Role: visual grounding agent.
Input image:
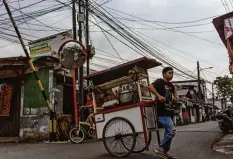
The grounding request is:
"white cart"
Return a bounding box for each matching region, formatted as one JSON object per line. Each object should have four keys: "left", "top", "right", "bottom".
{"left": 84, "top": 57, "right": 162, "bottom": 158}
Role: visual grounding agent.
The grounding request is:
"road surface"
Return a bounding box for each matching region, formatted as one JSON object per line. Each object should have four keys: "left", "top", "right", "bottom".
{"left": 0, "top": 121, "right": 232, "bottom": 159}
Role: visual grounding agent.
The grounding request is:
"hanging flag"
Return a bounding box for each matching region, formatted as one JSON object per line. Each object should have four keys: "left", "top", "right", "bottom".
{"left": 224, "top": 17, "right": 233, "bottom": 40}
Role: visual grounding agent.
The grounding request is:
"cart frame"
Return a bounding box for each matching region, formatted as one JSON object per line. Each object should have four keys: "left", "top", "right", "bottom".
{"left": 83, "top": 57, "right": 162, "bottom": 157}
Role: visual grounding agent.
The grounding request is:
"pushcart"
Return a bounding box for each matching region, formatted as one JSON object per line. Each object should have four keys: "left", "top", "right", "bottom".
{"left": 84, "top": 57, "right": 162, "bottom": 158}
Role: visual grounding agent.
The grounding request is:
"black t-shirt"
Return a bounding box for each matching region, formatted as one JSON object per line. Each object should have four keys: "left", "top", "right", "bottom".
{"left": 152, "top": 78, "right": 175, "bottom": 117}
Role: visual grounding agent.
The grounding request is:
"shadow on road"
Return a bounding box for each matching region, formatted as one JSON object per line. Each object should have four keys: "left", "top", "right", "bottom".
{"left": 95, "top": 153, "right": 159, "bottom": 159}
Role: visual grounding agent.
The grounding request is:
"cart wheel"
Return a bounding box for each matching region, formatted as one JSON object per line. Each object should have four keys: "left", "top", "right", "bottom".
{"left": 69, "top": 127, "right": 85, "bottom": 144}
{"left": 122, "top": 131, "right": 152, "bottom": 153}
{"left": 102, "top": 117, "right": 136, "bottom": 158}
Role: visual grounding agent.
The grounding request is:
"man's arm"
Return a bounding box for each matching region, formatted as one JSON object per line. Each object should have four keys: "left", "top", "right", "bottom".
{"left": 148, "top": 83, "right": 165, "bottom": 102}
{"left": 172, "top": 85, "right": 179, "bottom": 102}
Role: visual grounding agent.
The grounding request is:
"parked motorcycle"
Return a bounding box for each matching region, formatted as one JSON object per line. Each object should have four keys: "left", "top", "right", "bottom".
{"left": 216, "top": 106, "right": 233, "bottom": 134}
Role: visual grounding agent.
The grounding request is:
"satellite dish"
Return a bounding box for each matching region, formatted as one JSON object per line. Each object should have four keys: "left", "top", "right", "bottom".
{"left": 58, "top": 40, "right": 87, "bottom": 70}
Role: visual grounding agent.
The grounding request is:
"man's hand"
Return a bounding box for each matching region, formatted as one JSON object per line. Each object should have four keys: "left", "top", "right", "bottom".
{"left": 158, "top": 96, "right": 166, "bottom": 102}
{"left": 172, "top": 96, "right": 179, "bottom": 103}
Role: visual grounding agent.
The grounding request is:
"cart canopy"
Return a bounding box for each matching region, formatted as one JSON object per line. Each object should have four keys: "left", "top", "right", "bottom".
{"left": 84, "top": 57, "right": 161, "bottom": 85}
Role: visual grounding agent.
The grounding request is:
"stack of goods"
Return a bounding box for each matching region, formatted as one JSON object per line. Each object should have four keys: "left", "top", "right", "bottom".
{"left": 0, "top": 84, "right": 14, "bottom": 116}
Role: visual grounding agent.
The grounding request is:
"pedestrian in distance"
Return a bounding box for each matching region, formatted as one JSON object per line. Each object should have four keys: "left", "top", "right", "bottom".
{"left": 149, "top": 67, "right": 178, "bottom": 159}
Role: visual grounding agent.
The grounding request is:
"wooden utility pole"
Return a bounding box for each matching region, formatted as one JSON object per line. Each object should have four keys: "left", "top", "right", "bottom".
{"left": 197, "top": 61, "right": 203, "bottom": 121}
{"left": 202, "top": 81, "right": 208, "bottom": 120}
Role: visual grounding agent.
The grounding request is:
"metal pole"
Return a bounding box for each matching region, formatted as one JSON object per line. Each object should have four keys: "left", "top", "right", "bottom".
{"left": 197, "top": 61, "right": 203, "bottom": 121}
{"left": 78, "top": 0, "right": 84, "bottom": 105}
{"left": 72, "top": 0, "right": 77, "bottom": 41}
{"left": 154, "top": 105, "right": 161, "bottom": 145}
{"left": 2, "top": 0, "right": 57, "bottom": 141}
{"left": 72, "top": 0, "right": 79, "bottom": 127}
{"left": 85, "top": 0, "right": 90, "bottom": 85}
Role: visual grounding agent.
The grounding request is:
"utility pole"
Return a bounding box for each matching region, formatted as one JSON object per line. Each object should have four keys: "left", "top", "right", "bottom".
{"left": 78, "top": 0, "right": 84, "bottom": 105}
{"left": 212, "top": 83, "right": 215, "bottom": 110}
{"left": 85, "top": 0, "right": 90, "bottom": 86}
{"left": 202, "top": 80, "right": 207, "bottom": 120}
{"left": 72, "top": 0, "right": 79, "bottom": 129}
{"left": 197, "top": 61, "right": 203, "bottom": 121}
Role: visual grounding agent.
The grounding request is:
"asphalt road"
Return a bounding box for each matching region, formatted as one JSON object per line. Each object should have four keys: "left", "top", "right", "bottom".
{"left": 0, "top": 121, "right": 232, "bottom": 159}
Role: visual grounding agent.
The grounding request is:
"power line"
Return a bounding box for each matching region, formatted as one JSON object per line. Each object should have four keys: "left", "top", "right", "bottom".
{"left": 17, "top": 0, "right": 30, "bottom": 28}
{"left": 224, "top": 0, "right": 231, "bottom": 11}
{"left": 99, "top": 0, "right": 113, "bottom": 6}
{"left": 228, "top": 0, "right": 233, "bottom": 8}
{"left": 91, "top": 15, "right": 222, "bottom": 71}
{"left": 0, "top": 0, "right": 48, "bottom": 18}
{"left": 96, "top": 48, "right": 122, "bottom": 58}
{"left": 89, "top": 3, "right": 223, "bottom": 76}
{"left": 89, "top": 16, "right": 212, "bottom": 29}
{"left": 91, "top": 3, "right": 218, "bottom": 25}
{"left": 0, "top": 26, "right": 39, "bottom": 39}
{"left": 55, "top": 0, "right": 216, "bottom": 79}
{"left": 89, "top": 3, "right": 197, "bottom": 79}
{"left": 94, "top": 48, "right": 191, "bottom": 80}
{"left": 89, "top": 3, "right": 196, "bottom": 75}
{"left": 92, "top": 14, "right": 124, "bottom": 63}
{"left": 132, "top": 30, "right": 225, "bottom": 71}
{"left": 221, "top": 0, "right": 230, "bottom": 12}
{"left": 8, "top": 4, "right": 62, "bottom": 32}
{"left": 103, "top": 6, "right": 224, "bottom": 46}
{"left": 0, "top": 12, "right": 71, "bottom": 49}
{"left": 112, "top": 15, "right": 218, "bottom": 25}
{"left": 0, "top": 1, "right": 70, "bottom": 25}
{"left": 90, "top": 27, "right": 216, "bottom": 34}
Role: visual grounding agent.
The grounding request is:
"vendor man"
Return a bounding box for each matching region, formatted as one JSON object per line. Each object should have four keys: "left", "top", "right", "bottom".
{"left": 148, "top": 67, "right": 178, "bottom": 159}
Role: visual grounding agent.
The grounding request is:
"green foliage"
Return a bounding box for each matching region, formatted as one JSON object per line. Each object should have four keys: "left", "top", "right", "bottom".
{"left": 214, "top": 75, "right": 233, "bottom": 102}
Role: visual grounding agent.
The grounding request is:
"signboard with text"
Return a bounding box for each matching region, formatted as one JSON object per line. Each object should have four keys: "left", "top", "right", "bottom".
{"left": 28, "top": 30, "right": 72, "bottom": 58}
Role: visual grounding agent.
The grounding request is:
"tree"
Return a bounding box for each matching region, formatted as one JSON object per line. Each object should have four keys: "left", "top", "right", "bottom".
{"left": 214, "top": 76, "right": 233, "bottom": 106}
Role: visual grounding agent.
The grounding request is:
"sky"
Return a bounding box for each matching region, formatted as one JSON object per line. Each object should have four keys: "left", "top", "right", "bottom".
{"left": 0, "top": 0, "right": 232, "bottom": 96}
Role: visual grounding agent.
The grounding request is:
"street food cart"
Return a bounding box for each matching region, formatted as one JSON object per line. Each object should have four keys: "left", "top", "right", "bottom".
{"left": 84, "top": 57, "right": 162, "bottom": 157}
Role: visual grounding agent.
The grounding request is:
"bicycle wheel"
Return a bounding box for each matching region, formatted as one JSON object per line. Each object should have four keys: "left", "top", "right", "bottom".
{"left": 122, "top": 131, "right": 152, "bottom": 153}
{"left": 102, "top": 117, "right": 136, "bottom": 158}
{"left": 69, "top": 127, "right": 85, "bottom": 144}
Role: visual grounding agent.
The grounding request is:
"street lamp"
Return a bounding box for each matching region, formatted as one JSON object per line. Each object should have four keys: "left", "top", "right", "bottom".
{"left": 201, "top": 66, "right": 214, "bottom": 71}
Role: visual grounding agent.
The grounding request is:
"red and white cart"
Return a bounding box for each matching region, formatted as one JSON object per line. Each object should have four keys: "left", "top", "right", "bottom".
{"left": 84, "top": 57, "right": 162, "bottom": 158}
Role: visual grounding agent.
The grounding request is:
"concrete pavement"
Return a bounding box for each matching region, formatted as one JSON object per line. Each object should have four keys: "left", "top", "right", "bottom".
{"left": 0, "top": 122, "right": 232, "bottom": 159}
